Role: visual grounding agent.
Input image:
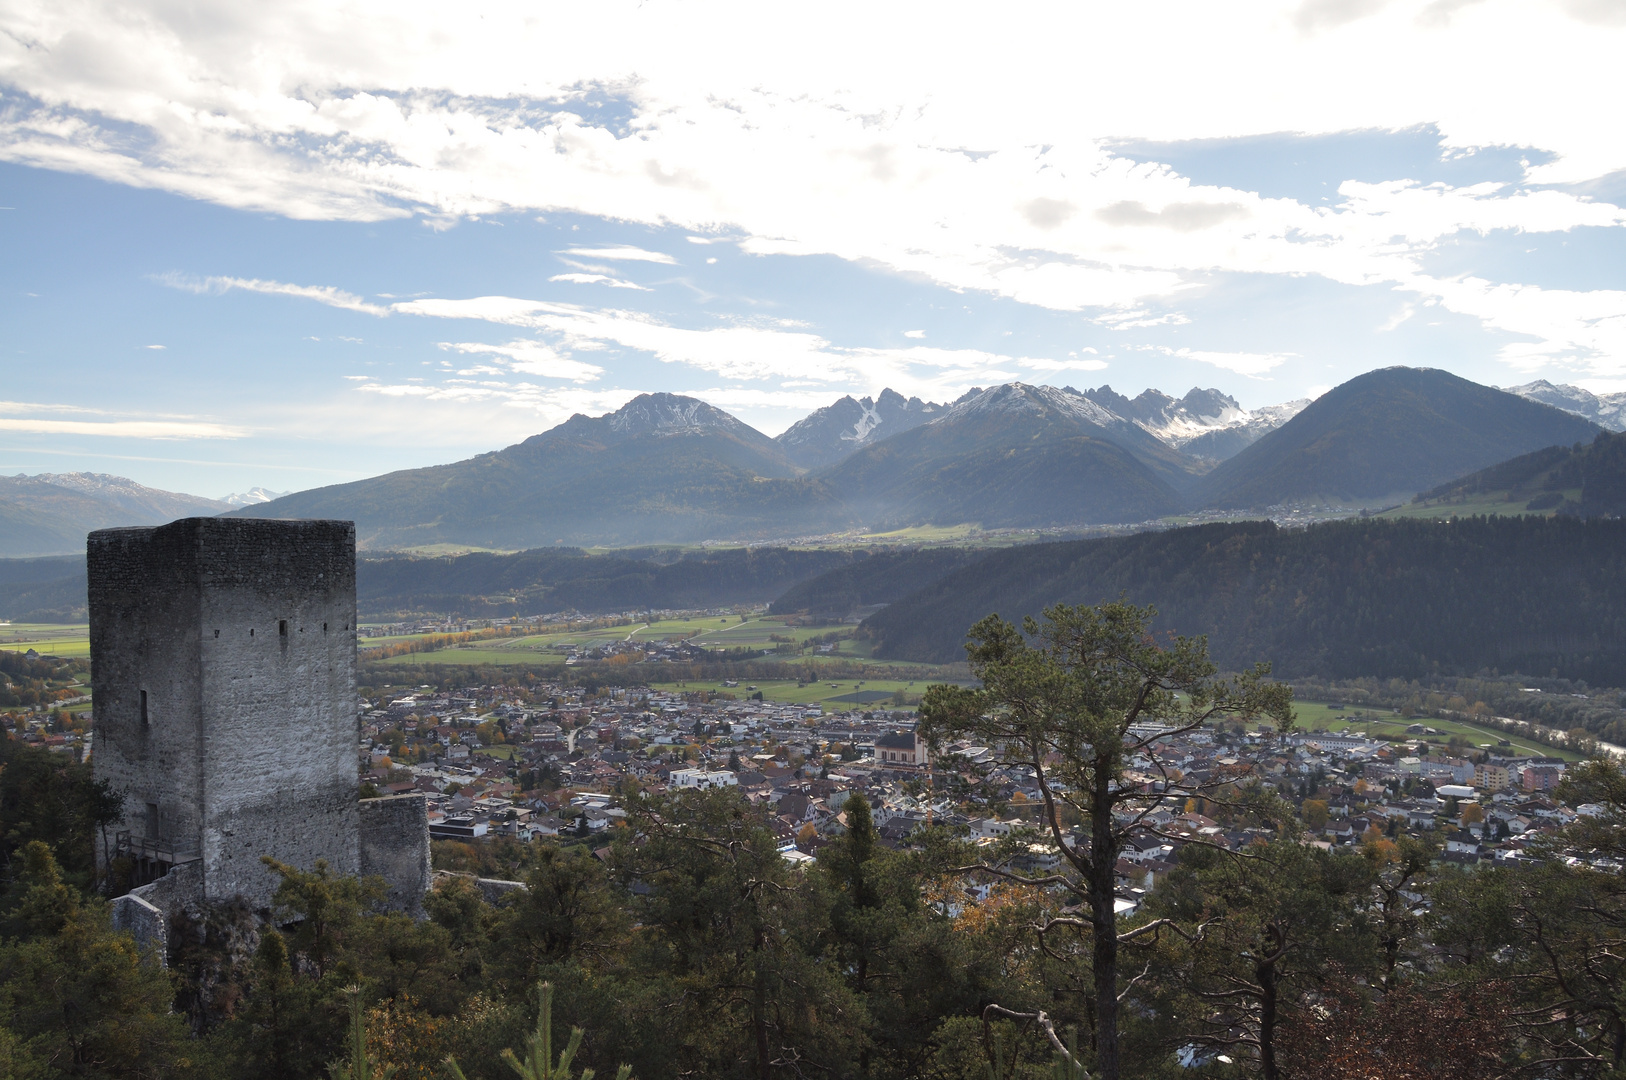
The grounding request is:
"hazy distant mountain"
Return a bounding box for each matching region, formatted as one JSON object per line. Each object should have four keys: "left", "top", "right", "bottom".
{"left": 1507, "top": 380, "right": 1626, "bottom": 431}
{"left": 1082, "top": 385, "right": 1308, "bottom": 461}
{"left": 0, "top": 472, "right": 228, "bottom": 557}
{"left": 775, "top": 388, "right": 943, "bottom": 469}
{"left": 234, "top": 393, "right": 854, "bottom": 548}
{"left": 818, "top": 383, "right": 1188, "bottom": 527}
{"left": 220, "top": 486, "right": 291, "bottom": 507}
{"left": 1199, "top": 367, "right": 1602, "bottom": 509}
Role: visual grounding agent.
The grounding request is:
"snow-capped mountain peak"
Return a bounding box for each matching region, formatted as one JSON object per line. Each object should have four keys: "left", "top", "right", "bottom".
{"left": 220, "top": 487, "right": 291, "bottom": 507}
{"left": 1507, "top": 380, "right": 1626, "bottom": 431}
{"left": 605, "top": 392, "right": 750, "bottom": 436}
{"left": 936, "top": 382, "right": 1120, "bottom": 428}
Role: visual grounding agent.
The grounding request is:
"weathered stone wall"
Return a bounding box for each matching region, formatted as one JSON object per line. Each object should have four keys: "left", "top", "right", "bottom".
{"left": 89, "top": 525, "right": 207, "bottom": 868}
{"left": 91, "top": 518, "right": 361, "bottom": 912}
{"left": 194, "top": 519, "right": 360, "bottom": 905}
{"left": 111, "top": 891, "right": 168, "bottom": 960}
{"left": 360, "top": 794, "right": 431, "bottom": 917}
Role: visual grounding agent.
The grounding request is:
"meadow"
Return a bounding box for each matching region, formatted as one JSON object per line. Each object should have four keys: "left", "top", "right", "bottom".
{"left": 1286, "top": 700, "right": 1581, "bottom": 761}
{"left": 0, "top": 622, "right": 90, "bottom": 658}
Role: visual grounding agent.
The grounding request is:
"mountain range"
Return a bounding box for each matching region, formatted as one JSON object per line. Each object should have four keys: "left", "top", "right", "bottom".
{"left": 0, "top": 473, "right": 229, "bottom": 558}
{"left": 233, "top": 367, "right": 1596, "bottom": 547}
{"left": 1507, "top": 380, "right": 1626, "bottom": 431}
{"left": 1, "top": 368, "right": 1616, "bottom": 556}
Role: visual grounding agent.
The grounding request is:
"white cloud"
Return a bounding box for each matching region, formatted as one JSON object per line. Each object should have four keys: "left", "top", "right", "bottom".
{"left": 387, "top": 292, "right": 1092, "bottom": 399}
{"left": 438, "top": 340, "right": 604, "bottom": 383}
{"left": 548, "top": 273, "right": 650, "bottom": 290}
{"left": 903, "top": 330, "right": 925, "bottom": 338}
{"left": 1019, "top": 357, "right": 1110, "bottom": 372}
{"left": 560, "top": 246, "right": 677, "bottom": 264}
{"left": 349, "top": 379, "right": 639, "bottom": 432}
{"left": 15, "top": 1, "right": 1619, "bottom": 385}
{"left": 156, "top": 272, "right": 390, "bottom": 315}
{"left": 1154, "top": 347, "right": 1297, "bottom": 377}
{"left": 0, "top": 399, "right": 245, "bottom": 439}
{"left": 0, "top": 417, "right": 245, "bottom": 438}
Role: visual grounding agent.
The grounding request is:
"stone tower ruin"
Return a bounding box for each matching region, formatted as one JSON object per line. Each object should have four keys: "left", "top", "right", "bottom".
{"left": 90, "top": 517, "right": 427, "bottom": 940}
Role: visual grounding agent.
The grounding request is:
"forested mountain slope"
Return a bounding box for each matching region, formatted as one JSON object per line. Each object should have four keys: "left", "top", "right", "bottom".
{"left": 0, "top": 546, "right": 864, "bottom": 622}
{"left": 357, "top": 546, "right": 860, "bottom": 618}
{"left": 1413, "top": 429, "right": 1626, "bottom": 518}
{"left": 0, "top": 555, "right": 88, "bottom": 622}
{"left": 1198, "top": 367, "right": 1601, "bottom": 508}
{"left": 767, "top": 547, "right": 984, "bottom": 620}
{"left": 861, "top": 516, "right": 1626, "bottom": 683}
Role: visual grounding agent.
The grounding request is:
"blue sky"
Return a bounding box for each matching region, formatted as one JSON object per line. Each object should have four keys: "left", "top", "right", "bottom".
{"left": 2, "top": 0, "right": 1625, "bottom": 499}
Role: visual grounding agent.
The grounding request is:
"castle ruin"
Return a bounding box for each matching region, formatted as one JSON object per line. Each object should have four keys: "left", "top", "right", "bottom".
{"left": 89, "top": 517, "right": 429, "bottom": 952}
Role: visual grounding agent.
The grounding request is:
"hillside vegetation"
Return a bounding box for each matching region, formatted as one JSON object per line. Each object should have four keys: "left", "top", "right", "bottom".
{"left": 860, "top": 516, "right": 1626, "bottom": 683}
{"left": 357, "top": 546, "right": 860, "bottom": 618}
{"left": 768, "top": 548, "right": 984, "bottom": 620}
{"left": 1408, "top": 428, "right": 1626, "bottom": 518}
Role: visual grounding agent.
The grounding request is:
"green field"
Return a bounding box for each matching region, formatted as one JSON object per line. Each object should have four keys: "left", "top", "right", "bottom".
{"left": 0, "top": 623, "right": 90, "bottom": 658}
{"left": 1376, "top": 491, "right": 1576, "bottom": 522}
{"left": 1283, "top": 701, "right": 1582, "bottom": 761}
{"left": 370, "top": 615, "right": 859, "bottom": 666}
{"left": 683, "top": 676, "right": 953, "bottom": 711}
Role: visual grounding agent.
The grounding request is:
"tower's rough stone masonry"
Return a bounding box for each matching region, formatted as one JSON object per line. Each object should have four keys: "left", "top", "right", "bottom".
{"left": 91, "top": 518, "right": 426, "bottom": 938}
{"left": 359, "top": 793, "right": 432, "bottom": 918}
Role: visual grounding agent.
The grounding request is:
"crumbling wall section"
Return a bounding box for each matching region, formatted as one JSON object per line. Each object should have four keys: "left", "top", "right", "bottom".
{"left": 111, "top": 891, "right": 168, "bottom": 960}
{"left": 360, "top": 794, "right": 431, "bottom": 917}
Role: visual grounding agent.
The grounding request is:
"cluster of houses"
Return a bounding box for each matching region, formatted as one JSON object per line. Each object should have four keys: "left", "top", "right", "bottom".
{"left": 355, "top": 683, "right": 1608, "bottom": 913}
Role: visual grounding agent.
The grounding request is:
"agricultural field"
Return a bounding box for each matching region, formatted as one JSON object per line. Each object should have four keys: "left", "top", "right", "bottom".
{"left": 371, "top": 615, "right": 854, "bottom": 666}
{"left": 683, "top": 676, "right": 955, "bottom": 711}
{"left": 0, "top": 622, "right": 90, "bottom": 658}
{"left": 1282, "top": 700, "right": 1582, "bottom": 761}
{"left": 357, "top": 629, "right": 470, "bottom": 647}
{"left": 1375, "top": 492, "right": 1575, "bottom": 522}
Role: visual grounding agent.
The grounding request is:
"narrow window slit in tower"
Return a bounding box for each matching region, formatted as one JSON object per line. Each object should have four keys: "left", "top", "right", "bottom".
{"left": 279, "top": 620, "right": 288, "bottom": 637}
{"left": 140, "top": 689, "right": 148, "bottom": 728}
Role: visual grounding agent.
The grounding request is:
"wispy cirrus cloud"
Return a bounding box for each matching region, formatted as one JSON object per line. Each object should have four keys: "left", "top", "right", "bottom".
{"left": 0, "top": 399, "right": 246, "bottom": 439}
{"left": 438, "top": 340, "right": 605, "bottom": 383}
{"left": 1148, "top": 346, "right": 1299, "bottom": 377}
{"left": 155, "top": 273, "right": 391, "bottom": 315}
{"left": 558, "top": 246, "right": 677, "bottom": 264}
{"left": 548, "top": 273, "right": 650, "bottom": 290}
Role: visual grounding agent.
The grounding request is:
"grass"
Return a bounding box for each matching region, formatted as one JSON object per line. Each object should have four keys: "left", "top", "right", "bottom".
{"left": 1375, "top": 491, "right": 1577, "bottom": 521}
{"left": 682, "top": 676, "right": 957, "bottom": 711}
{"left": 0, "top": 623, "right": 90, "bottom": 658}
{"left": 1284, "top": 701, "right": 1583, "bottom": 761}
{"left": 374, "top": 648, "right": 564, "bottom": 667}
